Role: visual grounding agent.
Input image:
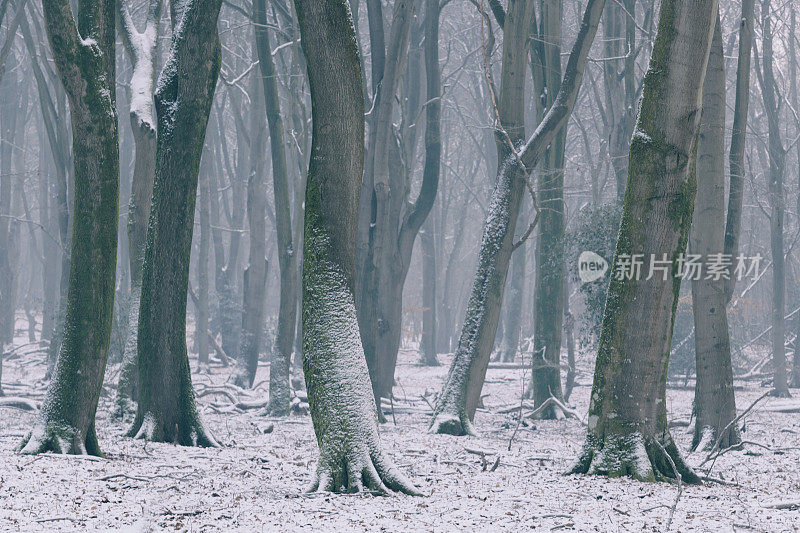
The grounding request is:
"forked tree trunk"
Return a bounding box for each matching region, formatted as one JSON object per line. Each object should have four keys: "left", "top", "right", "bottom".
{"left": 295, "top": 0, "right": 419, "bottom": 495}
{"left": 127, "top": 0, "right": 223, "bottom": 446}
{"left": 20, "top": 0, "right": 119, "bottom": 455}
{"left": 115, "top": 0, "right": 162, "bottom": 418}
{"left": 689, "top": 16, "right": 739, "bottom": 451}
{"left": 569, "top": 0, "right": 716, "bottom": 483}
{"left": 430, "top": 0, "right": 605, "bottom": 435}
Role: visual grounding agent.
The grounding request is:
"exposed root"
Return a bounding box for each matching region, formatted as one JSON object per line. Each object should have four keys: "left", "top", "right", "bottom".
{"left": 307, "top": 448, "right": 422, "bottom": 496}
{"left": 428, "top": 411, "right": 476, "bottom": 436}
{"left": 569, "top": 432, "right": 700, "bottom": 484}
{"left": 18, "top": 419, "right": 102, "bottom": 456}
{"left": 127, "top": 411, "right": 219, "bottom": 447}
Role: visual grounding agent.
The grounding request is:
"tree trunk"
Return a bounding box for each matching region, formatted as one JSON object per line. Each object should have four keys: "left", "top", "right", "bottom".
{"left": 689, "top": 15, "right": 739, "bottom": 451}
{"left": 20, "top": 0, "right": 119, "bottom": 455}
{"left": 758, "top": 0, "right": 790, "bottom": 398}
{"left": 196, "top": 158, "right": 211, "bottom": 370}
{"left": 530, "top": 0, "right": 567, "bottom": 418}
{"left": 114, "top": 0, "right": 162, "bottom": 417}
{"left": 356, "top": 0, "right": 415, "bottom": 405}
{"left": 421, "top": 216, "right": 438, "bottom": 365}
{"left": 569, "top": 0, "right": 716, "bottom": 482}
{"left": 430, "top": 0, "right": 605, "bottom": 435}
{"left": 722, "top": 0, "right": 753, "bottom": 303}
{"left": 258, "top": 0, "right": 297, "bottom": 412}
{"left": 231, "top": 40, "right": 270, "bottom": 390}
{"left": 791, "top": 9, "right": 800, "bottom": 388}
{"left": 500, "top": 237, "right": 525, "bottom": 363}
{"left": 127, "top": 0, "right": 223, "bottom": 446}
{"left": 294, "top": 0, "right": 419, "bottom": 495}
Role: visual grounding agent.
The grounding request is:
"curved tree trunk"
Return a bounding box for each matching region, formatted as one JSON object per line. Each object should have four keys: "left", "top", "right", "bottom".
{"left": 20, "top": 0, "right": 119, "bottom": 455}
{"left": 430, "top": 0, "right": 605, "bottom": 436}
{"left": 689, "top": 16, "right": 739, "bottom": 451}
{"left": 295, "top": 0, "right": 419, "bottom": 495}
{"left": 127, "top": 0, "right": 223, "bottom": 446}
{"left": 569, "top": 0, "right": 716, "bottom": 483}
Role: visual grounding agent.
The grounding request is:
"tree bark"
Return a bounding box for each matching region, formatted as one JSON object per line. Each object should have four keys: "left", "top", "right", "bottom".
{"left": 20, "top": 0, "right": 119, "bottom": 455}
{"left": 722, "top": 0, "right": 753, "bottom": 303}
{"left": 430, "top": 0, "right": 605, "bottom": 436}
{"left": 569, "top": 0, "right": 716, "bottom": 482}
{"left": 230, "top": 44, "right": 269, "bottom": 391}
{"left": 114, "top": 0, "right": 162, "bottom": 418}
{"left": 258, "top": 0, "right": 296, "bottom": 413}
{"left": 530, "top": 0, "right": 568, "bottom": 418}
{"left": 294, "top": 0, "right": 419, "bottom": 495}
{"left": 689, "top": 15, "right": 739, "bottom": 451}
{"left": 757, "top": 0, "right": 790, "bottom": 397}
{"left": 127, "top": 0, "right": 223, "bottom": 446}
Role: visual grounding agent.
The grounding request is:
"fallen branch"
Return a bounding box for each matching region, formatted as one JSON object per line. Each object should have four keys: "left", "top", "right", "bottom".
{"left": 762, "top": 501, "right": 800, "bottom": 510}
{"left": 0, "top": 396, "right": 38, "bottom": 411}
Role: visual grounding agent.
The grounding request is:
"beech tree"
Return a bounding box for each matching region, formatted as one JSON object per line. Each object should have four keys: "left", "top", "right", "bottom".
{"left": 689, "top": 14, "right": 739, "bottom": 451}
{"left": 295, "top": 0, "right": 420, "bottom": 495}
{"left": 114, "top": 0, "right": 163, "bottom": 418}
{"left": 127, "top": 0, "right": 223, "bottom": 445}
{"left": 430, "top": 0, "right": 606, "bottom": 436}
{"left": 19, "top": 0, "right": 119, "bottom": 455}
{"left": 570, "top": 0, "right": 716, "bottom": 482}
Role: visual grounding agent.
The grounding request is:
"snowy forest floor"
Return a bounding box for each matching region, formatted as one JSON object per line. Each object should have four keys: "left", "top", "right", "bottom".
{"left": 1, "top": 323, "right": 800, "bottom": 531}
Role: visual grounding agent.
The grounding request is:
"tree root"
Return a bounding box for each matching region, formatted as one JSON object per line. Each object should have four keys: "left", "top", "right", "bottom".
{"left": 428, "top": 411, "right": 476, "bottom": 436}
{"left": 308, "top": 447, "right": 422, "bottom": 496}
{"left": 569, "top": 432, "right": 701, "bottom": 484}
{"left": 127, "top": 411, "right": 219, "bottom": 447}
{"left": 18, "top": 419, "right": 102, "bottom": 456}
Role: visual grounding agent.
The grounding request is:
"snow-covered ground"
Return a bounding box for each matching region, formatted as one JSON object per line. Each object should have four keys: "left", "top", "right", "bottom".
{"left": 1, "top": 322, "right": 799, "bottom": 531}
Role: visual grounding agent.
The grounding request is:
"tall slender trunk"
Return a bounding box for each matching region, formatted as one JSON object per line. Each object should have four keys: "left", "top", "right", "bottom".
{"left": 430, "top": 0, "right": 605, "bottom": 435}
{"left": 570, "top": 0, "right": 716, "bottom": 482}
{"left": 722, "top": 0, "right": 754, "bottom": 303}
{"left": 196, "top": 158, "right": 211, "bottom": 370}
{"left": 790, "top": 9, "right": 800, "bottom": 388}
{"left": 261, "top": 0, "right": 296, "bottom": 412}
{"left": 758, "top": 0, "right": 790, "bottom": 397}
{"left": 127, "top": 0, "right": 223, "bottom": 446}
{"left": 231, "top": 39, "right": 270, "bottom": 390}
{"left": 20, "top": 0, "right": 119, "bottom": 455}
{"left": 294, "top": 0, "right": 419, "bottom": 495}
{"left": 531, "top": 0, "right": 567, "bottom": 418}
{"left": 114, "top": 0, "right": 162, "bottom": 417}
{"left": 690, "top": 15, "right": 739, "bottom": 451}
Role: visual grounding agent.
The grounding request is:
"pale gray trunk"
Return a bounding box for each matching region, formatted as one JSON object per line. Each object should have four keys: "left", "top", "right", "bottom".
{"left": 689, "top": 16, "right": 739, "bottom": 451}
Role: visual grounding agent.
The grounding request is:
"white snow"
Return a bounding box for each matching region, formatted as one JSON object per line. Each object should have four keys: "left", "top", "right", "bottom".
{"left": 0, "top": 313, "right": 798, "bottom": 530}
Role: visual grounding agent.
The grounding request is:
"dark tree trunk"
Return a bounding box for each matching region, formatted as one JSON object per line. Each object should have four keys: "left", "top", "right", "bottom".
{"left": 722, "top": 0, "right": 753, "bottom": 303}
{"left": 294, "top": 0, "right": 419, "bottom": 495}
{"left": 690, "top": 15, "right": 739, "bottom": 451}
{"left": 430, "top": 0, "right": 605, "bottom": 435}
{"left": 569, "top": 0, "right": 715, "bottom": 482}
{"left": 531, "top": 0, "right": 568, "bottom": 418}
{"left": 127, "top": 0, "right": 223, "bottom": 446}
{"left": 20, "top": 0, "right": 119, "bottom": 455}
{"left": 114, "top": 0, "right": 162, "bottom": 417}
